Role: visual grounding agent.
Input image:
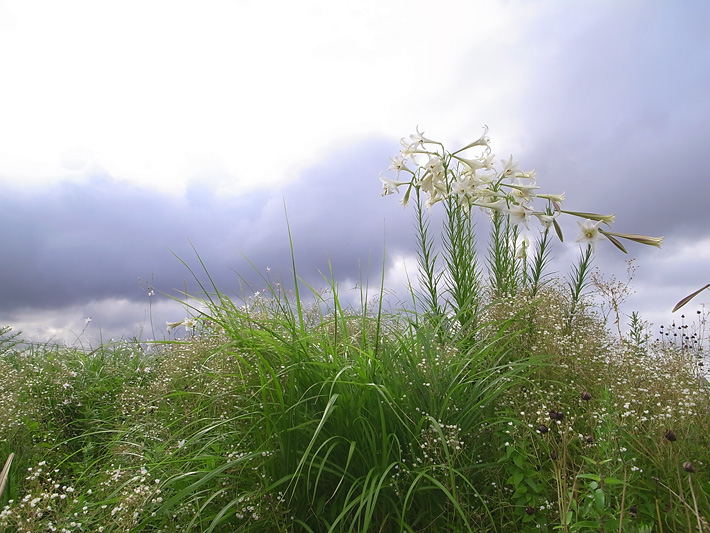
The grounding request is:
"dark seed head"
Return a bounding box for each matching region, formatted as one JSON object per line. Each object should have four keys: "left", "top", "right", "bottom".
{"left": 664, "top": 429, "right": 677, "bottom": 442}
{"left": 585, "top": 435, "right": 594, "bottom": 444}
{"left": 538, "top": 424, "right": 549, "bottom": 434}
{"left": 629, "top": 504, "right": 638, "bottom": 516}
{"left": 550, "top": 451, "right": 558, "bottom": 460}
{"left": 683, "top": 461, "right": 695, "bottom": 473}
{"left": 525, "top": 505, "right": 536, "bottom": 515}
{"left": 581, "top": 391, "right": 592, "bottom": 401}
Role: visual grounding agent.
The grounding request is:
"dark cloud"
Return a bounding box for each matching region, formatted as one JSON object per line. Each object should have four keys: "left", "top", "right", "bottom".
{"left": 510, "top": 1, "right": 710, "bottom": 241}
{"left": 0, "top": 137, "right": 412, "bottom": 331}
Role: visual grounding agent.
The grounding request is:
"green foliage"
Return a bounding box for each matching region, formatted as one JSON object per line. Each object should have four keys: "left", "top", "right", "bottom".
{"left": 0, "top": 326, "right": 21, "bottom": 357}
{"left": 2, "top": 269, "right": 708, "bottom": 532}
{"left": 566, "top": 244, "right": 594, "bottom": 331}
{"left": 487, "top": 210, "right": 521, "bottom": 299}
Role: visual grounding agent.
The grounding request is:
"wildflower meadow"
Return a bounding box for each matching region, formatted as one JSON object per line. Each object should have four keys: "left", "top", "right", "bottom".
{"left": 0, "top": 127, "right": 708, "bottom": 532}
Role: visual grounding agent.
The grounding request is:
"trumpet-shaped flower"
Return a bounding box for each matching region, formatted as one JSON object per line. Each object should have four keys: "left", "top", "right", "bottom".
{"left": 455, "top": 125, "right": 491, "bottom": 153}
{"left": 537, "top": 192, "right": 565, "bottom": 211}
{"left": 451, "top": 175, "right": 478, "bottom": 198}
{"left": 475, "top": 197, "right": 507, "bottom": 216}
{"left": 516, "top": 234, "right": 530, "bottom": 260}
{"left": 401, "top": 125, "right": 437, "bottom": 153}
{"left": 421, "top": 154, "right": 445, "bottom": 176}
{"left": 380, "top": 174, "right": 409, "bottom": 196}
{"left": 471, "top": 169, "right": 498, "bottom": 185}
{"left": 418, "top": 155, "right": 447, "bottom": 197}
{"left": 387, "top": 154, "right": 414, "bottom": 177}
{"left": 536, "top": 192, "right": 565, "bottom": 204}
{"left": 534, "top": 211, "right": 559, "bottom": 228}
{"left": 453, "top": 153, "right": 494, "bottom": 173}
{"left": 507, "top": 204, "right": 534, "bottom": 229}
{"left": 575, "top": 219, "right": 605, "bottom": 250}
{"left": 502, "top": 180, "right": 540, "bottom": 205}
{"left": 500, "top": 155, "right": 519, "bottom": 180}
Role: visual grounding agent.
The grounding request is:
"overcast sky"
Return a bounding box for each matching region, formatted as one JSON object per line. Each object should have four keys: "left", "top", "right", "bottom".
{"left": 1, "top": 0, "right": 709, "bottom": 346}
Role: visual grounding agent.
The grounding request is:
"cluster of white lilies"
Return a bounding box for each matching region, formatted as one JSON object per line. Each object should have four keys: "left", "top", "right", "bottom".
{"left": 380, "top": 126, "right": 662, "bottom": 253}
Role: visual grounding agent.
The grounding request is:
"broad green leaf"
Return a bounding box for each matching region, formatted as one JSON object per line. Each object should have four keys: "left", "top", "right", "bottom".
{"left": 594, "top": 488, "right": 605, "bottom": 511}
{"left": 572, "top": 520, "right": 601, "bottom": 530}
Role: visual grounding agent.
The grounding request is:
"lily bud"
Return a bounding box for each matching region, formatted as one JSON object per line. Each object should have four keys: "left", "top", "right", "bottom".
{"left": 560, "top": 210, "right": 616, "bottom": 226}
{"left": 600, "top": 230, "right": 663, "bottom": 248}
{"left": 536, "top": 193, "right": 565, "bottom": 204}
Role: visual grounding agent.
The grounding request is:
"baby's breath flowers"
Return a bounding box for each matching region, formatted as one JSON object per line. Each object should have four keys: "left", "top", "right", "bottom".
{"left": 380, "top": 126, "right": 663, "bottom": 253}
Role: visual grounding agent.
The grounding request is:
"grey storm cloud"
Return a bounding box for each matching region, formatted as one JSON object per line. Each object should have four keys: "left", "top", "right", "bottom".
{"left": 0, "top": 136, "right": 411, "bottom": 318}
{"left": 502, "top": 0, "right": 710, "bottom": 242}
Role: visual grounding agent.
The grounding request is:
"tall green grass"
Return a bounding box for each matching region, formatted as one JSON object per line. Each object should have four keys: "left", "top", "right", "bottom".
{"left": 1, "top": 278, "right": 707, "bottom": 532}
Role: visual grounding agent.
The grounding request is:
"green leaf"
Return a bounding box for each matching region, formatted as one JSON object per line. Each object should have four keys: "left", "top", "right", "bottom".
{"left": 576, "top": 473, "right": 601, "bottom": 482}
{"left": 525, "top": 477, "right": 539, "bottom": 493}
{"left": 553, "top": 218, "right": 564, "bottom": 242}
{"left": 581, "top": 455, "right": 599, "bottom": 466}
{"left": 513, "top": 486, "right": 528, "bottom": 498}
{"left": 571, "top": 520, "right": 601, "bottom": 530}
{"left": 604, "top": 477, "right": 624, "bottom": 485}
{"left": 594, "top": 488, "right": 605, "bottom": 511}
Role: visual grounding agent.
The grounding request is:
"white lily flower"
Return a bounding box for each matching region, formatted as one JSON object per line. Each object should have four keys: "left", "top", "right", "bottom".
{"left": 501, "top": 180, "right": 540, "bottom": 204}
{"left": 387, "top": 154, "right": 414, "bottom": 176}
{"left": 500, "top": 155, "right": 519, "bottom": 180}
{"left": 472, "top": 170, "right": 498, "bottom": 185}
{"left": 405, "top": 125, "right": 437, "bottom": 150}
{"left": 536, "top": 193, "right": 565, "bottom": 203}
{"left": 421, "top": 154, "right": 444, "bottom": 175}
{"left": 534, "top": 211, "right": 559, "bottom": 228}
{"left": 575, "top": 219, "right": 605, "bottom": 250}
{"left": 507, "top": 204, "right": 534, "bottom": 229}
{"left": 451, "top": 175, "right": 477, "bottom": 198}
{"left": 453, "top": 155, "right": 487, "bottom": 172}
{"left": 516, "top": 234, "right": 530, "bottom": 260}
{"left": 380, "top": 174, "right": 409, "bottom": 196}
{"left": 424, "top": 191, "right": 445, "bottom": 210}
{"left": 455, "top": 125, "right": 491, "bottom": 152}
{"left": 476, "top": 198, "right": 507, "bottom": 214}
